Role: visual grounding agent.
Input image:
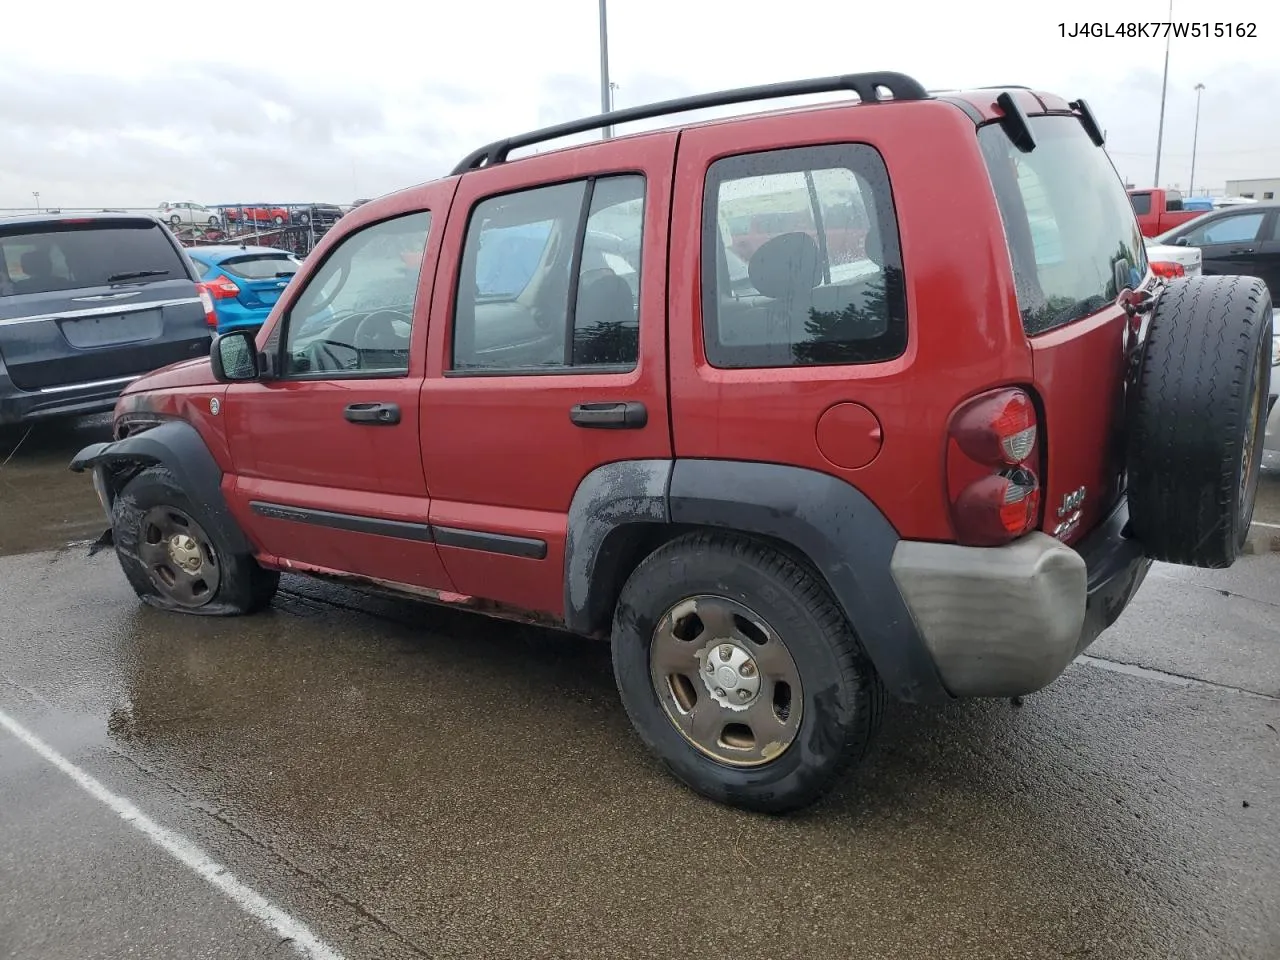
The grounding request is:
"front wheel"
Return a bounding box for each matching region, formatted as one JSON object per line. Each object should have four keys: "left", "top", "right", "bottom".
{"left": 111, "top": 465, "right": 279, "bottom": 616}
{"left": 611, "top": 532, "right": 884, "bottom": 814}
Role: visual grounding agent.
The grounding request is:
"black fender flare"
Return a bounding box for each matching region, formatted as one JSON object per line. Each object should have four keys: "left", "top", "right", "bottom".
{"left": 69, "top": 419, "right": 253, "bottom": 556}
{"left": 564, "top": 458, "right": 949, "bottom": 705}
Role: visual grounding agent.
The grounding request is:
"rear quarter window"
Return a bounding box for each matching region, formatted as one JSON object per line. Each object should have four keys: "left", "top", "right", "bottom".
{"left": 0, "top": 221, "right": 189, "bottom": 297}
{"left": 700, "top": 143, "right": 908, "bottom": 368}
{"left": 979, "top": 116, "right": 1148, "bottom": 337}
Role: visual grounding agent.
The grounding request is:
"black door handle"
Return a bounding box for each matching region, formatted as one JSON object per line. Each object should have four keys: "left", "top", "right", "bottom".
{"left": 569, "top": 401, "right": 647, "bottom": 429}
{"left": 1230, "top": 247, "right": 1255, "bottom": 254}
{"left": 344, "top": 402, "right": 400, "bottom": 425}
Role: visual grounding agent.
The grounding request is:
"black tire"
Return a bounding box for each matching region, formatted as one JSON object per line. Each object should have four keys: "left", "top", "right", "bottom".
{"left": 169, "top": 214, "right": 181, "bottom": 227}
{"left": 1128, "top": 275, "right": 1274, "bottom": 567}
{"left": 611, "top": 531, "right": 884, "bottom": 814}
{"left": 111, "top": 465, "right": 279, "bottom": 616}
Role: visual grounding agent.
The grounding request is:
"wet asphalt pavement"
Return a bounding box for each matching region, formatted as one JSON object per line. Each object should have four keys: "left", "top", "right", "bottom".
{"left": 1, "top": 419, "right": 1278, "bottom": 960}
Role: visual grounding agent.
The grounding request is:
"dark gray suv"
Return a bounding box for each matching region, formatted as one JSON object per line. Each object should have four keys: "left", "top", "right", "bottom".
{"left": 0, "top": 213, "right": 214, "bottom": 426}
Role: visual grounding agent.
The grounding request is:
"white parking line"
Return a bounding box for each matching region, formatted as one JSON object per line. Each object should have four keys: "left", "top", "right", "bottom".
{"left": 1252, "top": 520, "right": 1280, "bottom": 530}
{"left": 0, "top": 706, "right": 345, "bottom": 960}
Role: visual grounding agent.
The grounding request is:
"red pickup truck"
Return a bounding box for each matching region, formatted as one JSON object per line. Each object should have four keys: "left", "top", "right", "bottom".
{"left": 1128, "top": 188, "right": 1201, "bottom": 237}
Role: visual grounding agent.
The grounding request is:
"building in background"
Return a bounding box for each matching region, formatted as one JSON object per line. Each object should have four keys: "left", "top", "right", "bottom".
{"left": 1226, "top": 177, "right": 1280, "bottom": 200}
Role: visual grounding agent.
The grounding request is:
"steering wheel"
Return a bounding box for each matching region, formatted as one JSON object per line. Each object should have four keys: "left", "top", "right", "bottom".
{"left": 353, "top": 309, "right": 412, "bottom": 352}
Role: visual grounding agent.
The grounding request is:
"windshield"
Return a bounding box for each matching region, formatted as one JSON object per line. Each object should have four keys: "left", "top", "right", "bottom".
{"left": 979, "top": 116, "right": 1147, "bottom": 336}
{"left": 0, "top": 221, "right": 188, "bottom": 297}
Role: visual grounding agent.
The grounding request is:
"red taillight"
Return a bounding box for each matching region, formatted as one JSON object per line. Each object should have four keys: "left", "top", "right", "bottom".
{"left": 946, "top": 387, "right": 1042, "bottom": 547}
{"left": 1149, "top": 260, "right": 1185, "bottom": 279}
{"left": 195, "top": 283, "right": 218, "bottom": 327}
{"left": 206, "top": 276, "right": 240, "bottom": 299}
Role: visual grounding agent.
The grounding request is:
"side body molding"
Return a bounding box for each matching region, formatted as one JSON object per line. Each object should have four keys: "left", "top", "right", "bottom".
{"left": 69, "top": 418, "right": 253, "bottom": 556}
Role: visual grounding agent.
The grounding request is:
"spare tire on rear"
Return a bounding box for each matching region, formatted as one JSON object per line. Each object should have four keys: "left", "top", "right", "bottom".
{"left": 1127, "top": 274, "right": 1274, "bottom": 568}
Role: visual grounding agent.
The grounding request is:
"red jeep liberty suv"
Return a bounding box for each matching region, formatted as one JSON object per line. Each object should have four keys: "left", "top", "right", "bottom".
{"left": 71, "top": 73, "right": 1273, "bottom": 813}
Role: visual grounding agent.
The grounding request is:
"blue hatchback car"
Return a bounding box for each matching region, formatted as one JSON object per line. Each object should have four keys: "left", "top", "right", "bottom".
{"left": 186, "top": 244, "right": 302, "bottom": 334}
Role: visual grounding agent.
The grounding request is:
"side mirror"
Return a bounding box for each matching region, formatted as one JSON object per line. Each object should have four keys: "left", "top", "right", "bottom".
{"left": 210, "top": 329, "right": 261, "bottom": 382}
{"left": 1176, "top": 237, "right": 1191, "bottom": 246}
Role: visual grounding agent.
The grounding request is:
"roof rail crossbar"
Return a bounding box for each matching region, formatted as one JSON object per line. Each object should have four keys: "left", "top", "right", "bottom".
{"left": 450, "top": 71, "right": 929, "bottom": 176}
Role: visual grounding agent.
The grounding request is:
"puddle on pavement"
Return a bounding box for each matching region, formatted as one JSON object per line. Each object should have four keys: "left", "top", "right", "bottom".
{"left": 0, "top": 417, "right": 113, "bottom": 557}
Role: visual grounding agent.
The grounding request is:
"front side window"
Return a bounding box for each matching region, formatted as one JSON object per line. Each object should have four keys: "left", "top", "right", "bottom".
{"left": 979, "top": 116, "right": 1148, "bottom": 337}
{"left": 281, "top": 211, "right": 431, "bottom": 377}
{"left": 1185, "top": 212, "right": 1265, "bottom": 246}
{"left": 701, "top": 144, "right": 906, "bottom": 369}
{"left": 452, "top": 174, "right": 645, "bottom": 372}
{"left": 1129, "top": 192, "right": 1152, "bottom": 216}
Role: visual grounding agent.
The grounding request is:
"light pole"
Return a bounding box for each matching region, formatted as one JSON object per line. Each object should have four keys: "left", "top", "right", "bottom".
{"left": 1189, "top": 82, "right": 1205, "bottom": 195}
{"left": 598, "top": 0, "right": 612, "bottom": 139}
{"left": 1153, "top": 0, "right": 1173, "bottom": 187}
{"left": 31, "top": 191, "right": 40, "bottom": 212}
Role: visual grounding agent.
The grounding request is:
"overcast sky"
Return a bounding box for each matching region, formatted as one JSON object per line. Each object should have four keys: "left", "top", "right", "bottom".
{"left": 1, "top": 0, "right": 1277, "bottom": 210}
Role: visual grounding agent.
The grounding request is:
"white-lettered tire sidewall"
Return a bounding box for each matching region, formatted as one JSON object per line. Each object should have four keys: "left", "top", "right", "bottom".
{"left": 111, "top": 465, "right": 270, "bottom": 616}
{"left": 611, "top": 537, "right": 876, "bottom": 813}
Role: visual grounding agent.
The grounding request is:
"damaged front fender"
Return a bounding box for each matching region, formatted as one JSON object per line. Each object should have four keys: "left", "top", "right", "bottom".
{"left": 66, "top": 418, "right": 253, "bottom": 557}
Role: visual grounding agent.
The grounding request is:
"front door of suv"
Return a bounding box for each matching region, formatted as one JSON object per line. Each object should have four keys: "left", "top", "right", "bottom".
{"left": 221, "top": 185, "right": 457, "bottom": 591}
{"left": 419, "top": 134, "right": 677, "bottom": 618}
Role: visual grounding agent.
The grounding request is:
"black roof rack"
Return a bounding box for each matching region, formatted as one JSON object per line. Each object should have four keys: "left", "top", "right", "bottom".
{"left": 450, "top": 71, "right": 929, "bottom": 177}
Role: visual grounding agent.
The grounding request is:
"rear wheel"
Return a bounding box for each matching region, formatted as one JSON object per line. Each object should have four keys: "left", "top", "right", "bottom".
{"left": 1128, "top": 275, "right": 1274, "bottom": 567}
{"left": 611, "top": 532, "right": 884, "bottom": 814}
{"left": 112, "top": 465, "right": 278, "bottom": 616}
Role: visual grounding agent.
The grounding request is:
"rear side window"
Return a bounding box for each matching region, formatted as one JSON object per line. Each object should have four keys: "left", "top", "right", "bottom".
{"left": 219, "top": 254, "right": 301, "bottom": 280}
{"left": 451, "top": 174, "right": 646, "bottom": 373}
{"left": 979, "top": 117, "right": 1148, "bottom": 337}
{"left": 0, "top": 222, "right": 188, "bottom": 297}
{"left": 701, "top": 144, "right": 907, "bottom": 369}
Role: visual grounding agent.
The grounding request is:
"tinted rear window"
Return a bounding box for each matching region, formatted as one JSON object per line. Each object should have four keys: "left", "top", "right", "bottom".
{"left": 979, "top": 117, "right": 1147, "bottom": 337}
{"left": 0, "top": 222, "right": 189, "bottom": 297}
{"left": 219, "top": 254, "right": 300, "bottom": 280}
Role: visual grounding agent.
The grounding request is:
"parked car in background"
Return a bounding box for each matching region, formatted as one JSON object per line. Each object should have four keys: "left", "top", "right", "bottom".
{"left": 224, "top": 205, "right": 289, "bottom": 226}
{"left": 0, "top": 212, "right": 214, "bottom": 426}
{"left": 290, "top": 204, "right": 344, "bottom": 228}
{"left": 185, "top": 244, "right": 302, "bottom": 334}
{"left": 1128, "top": 187, "right": 1201, "bottom": 237}
{"left": 1143, "top": 237, "right": 1202, "bottom": 278}
{"left": 1151, "top": 202, "right": 1280, "bottom": 296}
{"left": 157, "top": 201, "right": 221, "bottom": 228}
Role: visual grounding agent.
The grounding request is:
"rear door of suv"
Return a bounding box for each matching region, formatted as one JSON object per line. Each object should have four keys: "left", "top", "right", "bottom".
{"left": 419, "top": 133, "right": 676, "bottom": 619}
{"left": 0, "top": 217, "right": 211, "bottom": 393}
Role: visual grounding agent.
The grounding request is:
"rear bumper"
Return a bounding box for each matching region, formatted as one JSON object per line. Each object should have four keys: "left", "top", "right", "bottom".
{"left": 0, "top": 369, "right": 136, "bottom": 427}
{"left": 890, "top": 497, "right": 1150, "bottom": 698}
